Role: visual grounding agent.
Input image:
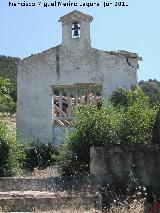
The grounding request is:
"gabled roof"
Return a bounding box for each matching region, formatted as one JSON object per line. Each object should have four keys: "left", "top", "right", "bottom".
{"left": 59, "top": 10, "right": 93, "bottom": 23}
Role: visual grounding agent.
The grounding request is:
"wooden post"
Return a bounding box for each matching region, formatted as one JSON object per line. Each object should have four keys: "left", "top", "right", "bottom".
{"left": 67, "top": 90, "right": 71, "bottom": 119}
{"left": 59, "top": 89, "right": 63, "bottom": 119}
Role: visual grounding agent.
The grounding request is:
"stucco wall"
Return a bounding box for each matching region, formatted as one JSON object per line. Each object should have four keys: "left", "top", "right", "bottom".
{"left": 17, "top": 45, "right": 139, "bottom": 142}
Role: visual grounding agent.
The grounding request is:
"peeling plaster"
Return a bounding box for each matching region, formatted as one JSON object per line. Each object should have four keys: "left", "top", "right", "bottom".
{"left": 126, "top": 57, "right": 134, "bottom": 68}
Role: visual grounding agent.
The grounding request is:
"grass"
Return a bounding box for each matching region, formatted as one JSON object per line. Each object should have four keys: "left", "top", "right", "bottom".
{"left": 34, "top": 199, "right": 144, "bottom": 212}
{"left": 33, "top": 196, "right": 144, "bottom": 212}
{"left": 109, "top": 198, "right": 144, "bottom": 213}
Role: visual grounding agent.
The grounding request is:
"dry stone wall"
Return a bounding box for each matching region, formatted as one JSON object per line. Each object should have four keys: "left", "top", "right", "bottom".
{"left": 90, "top": 145, "right": 160, "bottom": 190}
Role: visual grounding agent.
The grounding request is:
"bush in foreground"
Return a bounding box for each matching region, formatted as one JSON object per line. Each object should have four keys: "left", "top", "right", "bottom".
{"left": 58, "top": 87, "right": 158, "bottom": 176}
{"left": 24, "top": 140, "right": 58, "bottom": 171}
{"left": 0, "top": 120, "right": 25, "bottom": 176}
{"left": 0, "top": 120, "right": 58, "bottom": 176}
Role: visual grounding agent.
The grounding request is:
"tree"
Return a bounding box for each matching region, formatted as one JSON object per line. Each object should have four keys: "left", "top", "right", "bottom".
{"left": 139, "top": 79, "right": 160, "bottom": 105}
{"left": 0, "top": 55, "right": 20, "bottom": 83}
{"left": 0, "top": 77, "right": 16, "bottom": 114}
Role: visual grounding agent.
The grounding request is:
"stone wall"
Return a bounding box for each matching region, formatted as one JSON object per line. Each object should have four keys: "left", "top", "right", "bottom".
{"left": 90, "top": 145, "right": 160, "bottom": 190}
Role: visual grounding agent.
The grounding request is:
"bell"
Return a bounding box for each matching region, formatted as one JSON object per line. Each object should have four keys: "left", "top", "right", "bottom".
{"left": 73, "top": 29, "right": 79, "bottom": 37}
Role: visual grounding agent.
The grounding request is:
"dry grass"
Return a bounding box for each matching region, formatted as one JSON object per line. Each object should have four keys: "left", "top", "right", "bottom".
{"left": 51, "top": 198, "right": 144, "bottom": 213}
{"left": 34, "top": 198, "right": 145, "bottom": 213}
{"left": 45, "top": 209, "right": 101, "bottom": 213}
{"left": 32, "top": 166, "right": 60, "bottom": 177}
{"left": 109, "top": 198, "right": 144, "bottom": 213}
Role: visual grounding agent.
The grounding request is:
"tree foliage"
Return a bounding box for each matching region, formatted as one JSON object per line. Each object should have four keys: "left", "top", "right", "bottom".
{"left": 0, "top": 55, "right": 20, "bottom": 83}
{"left": 110, "top": 87, "right": 150, "bottom": 107}
{"left": 139, "top": 79, "right": 160, "bottom": 105}
{"left": 111, "top": 80, "right": 160, "bottom": 106}
{"left": 0, "top": 77, "right": 16, "bottom": 114}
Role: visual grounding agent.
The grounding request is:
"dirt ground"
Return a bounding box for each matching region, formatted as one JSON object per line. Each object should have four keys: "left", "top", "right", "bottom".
{"left": 5, "top": 114, "right": 16, "bottom": 129}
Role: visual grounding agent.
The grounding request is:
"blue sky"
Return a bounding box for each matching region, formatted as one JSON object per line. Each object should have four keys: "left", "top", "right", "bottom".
{"left": 0, "top": 0, "right": 160, "bottom": 81}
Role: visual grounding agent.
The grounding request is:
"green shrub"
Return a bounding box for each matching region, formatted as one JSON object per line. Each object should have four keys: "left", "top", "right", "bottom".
{"left": 110, "top": 86, "right": 150, "bottom": 108}
{"left": 111, "top": 87, "right": 157, "bottom": 144}
{"left": 58, "top": 88, "right": 158, "bottom": 176}
{"left": 0, "top": 95, "right": 16, "bottom": 114}
{"left": 109, "top": 87, "right": 129, "bottom": 107}
{"left": 24, "top": 140, "right": 58, "bottom": 171}
{"left": 120, "top": 101, "right": 156, "bottom": 144}
{"left": 0, "top": 120, "right": 25, "bottom": 176}
{"left": 0, "top": 120, "right": 58, "bottom": 175}
{"left": 58, "top": 104, "right": 123, "bottom": 175}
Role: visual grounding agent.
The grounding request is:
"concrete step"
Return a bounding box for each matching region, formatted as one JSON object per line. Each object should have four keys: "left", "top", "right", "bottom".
{"left": 0, "top": 176, "right": 97, "bottom": 192}
{"left": 0, "top": 191, "right": 101, "bottom": 212}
